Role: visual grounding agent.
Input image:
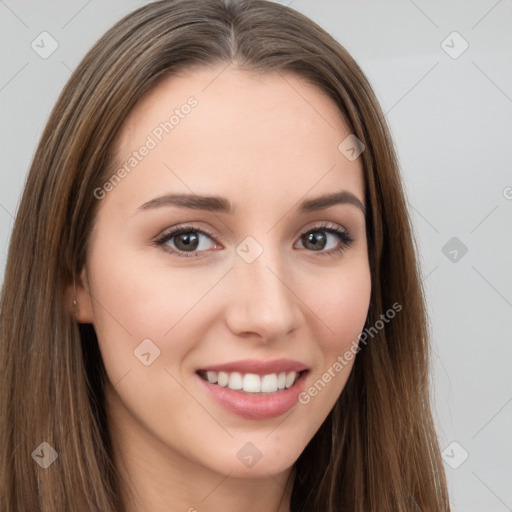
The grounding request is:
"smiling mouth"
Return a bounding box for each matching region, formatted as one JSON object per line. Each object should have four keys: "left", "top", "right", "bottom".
{"left": 196, "top": 369, "right": 308, "bottom": 395}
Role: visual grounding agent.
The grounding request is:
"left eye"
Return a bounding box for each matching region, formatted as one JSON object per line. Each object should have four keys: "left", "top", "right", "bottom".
{"left": 296, "top": 225, "right": 354, "bottom": 255}
{"left": 154, "top": 223, "right": 354, "bottom": 258}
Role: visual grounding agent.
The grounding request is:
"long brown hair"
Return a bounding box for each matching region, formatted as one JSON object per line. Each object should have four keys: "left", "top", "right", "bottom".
{"left": 0, "top": 0, "right": 451, "bottom": 510}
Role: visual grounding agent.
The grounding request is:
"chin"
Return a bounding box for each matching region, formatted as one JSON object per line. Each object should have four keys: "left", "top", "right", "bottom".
{"left": 199, "top": 436, "right": 303, "bottom": 478}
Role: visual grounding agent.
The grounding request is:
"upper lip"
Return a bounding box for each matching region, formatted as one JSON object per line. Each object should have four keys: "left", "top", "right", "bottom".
{"left": 197, "top": 358, "right": 309, "bottom": 375}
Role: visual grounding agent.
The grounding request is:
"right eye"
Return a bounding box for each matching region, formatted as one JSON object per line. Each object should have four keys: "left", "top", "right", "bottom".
{"left": 154, "top": 226, "right": 220, "bottom": 258}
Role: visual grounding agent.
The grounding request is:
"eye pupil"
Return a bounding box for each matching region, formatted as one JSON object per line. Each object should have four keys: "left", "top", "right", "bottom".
{"left": 302, "top": 231, "right": 326, "bottom": 251}
{"left": 175, "top": 232, "right": 199, "bottom": 251}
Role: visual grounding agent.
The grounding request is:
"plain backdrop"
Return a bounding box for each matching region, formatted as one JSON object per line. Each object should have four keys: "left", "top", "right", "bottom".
{"left": 1, "top": 1, "right": 511, "bottom": 510}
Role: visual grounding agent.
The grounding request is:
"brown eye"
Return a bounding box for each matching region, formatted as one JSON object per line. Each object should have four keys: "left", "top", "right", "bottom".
{"left": 155, "top": 226, "right": 218, "bottom": 258}
{"left": 296, "top": 224, "right": 354, "bottom": 257}
{"left": 173, "top": 231, "right": 200, "bottom": 251}
{"left": 154, "top": 223, "right": 354, "bottom": 259}
{"left": 301, "top": 231, "right": 328, "bottom": 251}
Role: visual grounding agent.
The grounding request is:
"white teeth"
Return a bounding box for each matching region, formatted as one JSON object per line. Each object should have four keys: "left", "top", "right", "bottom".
{"left": 217, "top": 371, "right": 229, "bottom": 387}
{"left": 228, "top": 372, "right": 243, "bottom": 390}
{"left": 261, "top": 373, "right": 278, "bottom": 392}
{"left": 243, "top": 373, "right": 261, "bottom": 392}
{"left": 285, "top": 372, "right": 296, "bottom": 389}
{"left": 200, "top": 370, "right": 301, "bottom": 393}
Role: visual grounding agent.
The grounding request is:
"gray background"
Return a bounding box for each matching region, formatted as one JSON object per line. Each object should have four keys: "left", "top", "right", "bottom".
{"left": 1, "top": 1, "right": 511, "bottom": 510}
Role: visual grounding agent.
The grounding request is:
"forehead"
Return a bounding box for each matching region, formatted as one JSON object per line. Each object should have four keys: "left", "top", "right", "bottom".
{"left": 107, "top": 65, "right": 365, "bottom": 214}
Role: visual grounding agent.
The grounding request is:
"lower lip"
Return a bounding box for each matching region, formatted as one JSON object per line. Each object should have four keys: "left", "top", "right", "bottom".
{"left": 197, "top": 371, "right": 308, "bottom": 420}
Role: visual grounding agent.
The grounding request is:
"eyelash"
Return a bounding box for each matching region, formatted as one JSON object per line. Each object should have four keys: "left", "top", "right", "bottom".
{"left": 153, "top": 222, "right": 355, "bottom": 259}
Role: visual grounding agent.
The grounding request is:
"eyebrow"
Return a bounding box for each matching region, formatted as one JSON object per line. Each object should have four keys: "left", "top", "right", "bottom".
{"left": 138, "top": 190, "right": 366, "bottom": 216}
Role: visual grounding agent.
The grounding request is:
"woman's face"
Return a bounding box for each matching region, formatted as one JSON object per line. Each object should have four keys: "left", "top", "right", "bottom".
{"left": 76, "top": 65, "right": 371, "bottom": 480}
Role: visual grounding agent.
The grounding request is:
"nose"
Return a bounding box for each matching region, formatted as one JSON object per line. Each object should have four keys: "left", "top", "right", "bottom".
{"left": 224, "top": 243, "right": 302, "bottom": 342}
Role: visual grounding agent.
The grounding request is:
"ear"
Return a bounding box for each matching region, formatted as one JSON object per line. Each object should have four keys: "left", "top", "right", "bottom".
{"left": 65, "top": 268, "right": 95, "bottom": 323}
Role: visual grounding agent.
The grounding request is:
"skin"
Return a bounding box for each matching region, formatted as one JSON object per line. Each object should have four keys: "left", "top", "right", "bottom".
{"left": 71, "top": 64, "right": 371, "bottom": 512}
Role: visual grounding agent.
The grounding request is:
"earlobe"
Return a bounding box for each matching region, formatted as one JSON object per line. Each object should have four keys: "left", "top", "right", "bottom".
{"left": 67, "top": 268, "right": 95, "bottom": 323}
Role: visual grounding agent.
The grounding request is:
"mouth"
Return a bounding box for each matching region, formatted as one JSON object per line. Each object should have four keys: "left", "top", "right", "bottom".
{"left": 196, "top": 367, "right": 310, "bottom": 420}
{"left": 196, "top": 369, "right": 309, "bottom": 395}
{"left": 194, "top": 358, "right": 311, "bottom": 419}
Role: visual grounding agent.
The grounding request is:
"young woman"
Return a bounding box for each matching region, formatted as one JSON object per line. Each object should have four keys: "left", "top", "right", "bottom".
{"left": 0, "top": 0, "right": 451, "bottom": 510}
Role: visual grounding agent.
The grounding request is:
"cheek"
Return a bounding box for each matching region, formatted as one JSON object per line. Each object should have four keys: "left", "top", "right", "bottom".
{"left": 85, "top": 243, "right": 210, "bottom": 438}
{"left": 87, "top": 238, "right": 210, "bottom": 336}
{"left": 295, "top": 259, "right": 371, "bottom": 410}
{"left": 302, "top": 260, "right": 371, "bottom": 349}
{"left": 85, "top": 239, "right": 226, "bottom": 391}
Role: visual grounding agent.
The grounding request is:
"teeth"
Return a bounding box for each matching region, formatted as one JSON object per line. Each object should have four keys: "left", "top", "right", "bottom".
{"left": 200, "top": 370, "right": 301, "bottom": 393}
{"left": 228, "top": 372, "right": 243, "bottom": 390}
{"left": 285, "top": 372, "right": 296, "bottom": 388}
{"left": 243, "top": 373, "right": 261, "bottom": 392}
{"left": 261, "top": 373, "right": 278, "bottom": 392}
{"left": 277, "top": 372, "right": 286, "bottom": 390}
{"left": 217, "top": 371, "right": 228, "bottom": 387}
